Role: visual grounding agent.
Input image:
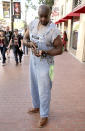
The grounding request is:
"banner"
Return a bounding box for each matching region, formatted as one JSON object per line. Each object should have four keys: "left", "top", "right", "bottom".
{"left": 3, "top": 2, "right": 10, "bottom": 18}
{"left": 14, "top": 2, "right": 21, "bottom": 19}
{"left": 51, "top": 7, "right": 59, "bottom": 17}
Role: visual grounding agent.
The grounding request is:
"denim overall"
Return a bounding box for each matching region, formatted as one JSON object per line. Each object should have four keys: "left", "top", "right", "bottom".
{"left": 29, "top": 19, "right": 60, "bottom": 117}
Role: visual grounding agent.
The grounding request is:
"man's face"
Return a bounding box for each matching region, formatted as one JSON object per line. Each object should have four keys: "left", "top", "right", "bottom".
{"left": 0, "top": 32, "right": 2, "bottom": 37}
{"left": 39, "top": 10, "right": 50, "bottom": 26}
{"left": 6, "top": 27, "right": 9, "bottom": 32}
{"left": 0, "top": 32, "right": 4, "bottom": 37}
{"left": 14, "top": 31, "right": 18, "bottom": 36}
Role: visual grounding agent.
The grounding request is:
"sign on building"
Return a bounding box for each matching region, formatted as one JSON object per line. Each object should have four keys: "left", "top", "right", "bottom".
{"left": 3, "top": 1, "right": 10, "bottom": 18}
{"left": 51, "top": 7, "right": 59, "bottom": 17}
{"left": 14, "top": 2, "right": 21, "bottom": 19}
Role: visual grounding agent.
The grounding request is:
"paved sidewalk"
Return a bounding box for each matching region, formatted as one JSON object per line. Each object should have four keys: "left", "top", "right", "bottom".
{"left": 0, "top": 52, "right": 85, "bottom": 131}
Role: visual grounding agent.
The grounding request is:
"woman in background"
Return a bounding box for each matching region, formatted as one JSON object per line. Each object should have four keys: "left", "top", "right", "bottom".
{"left": 23, "top": 28, "right": 28, "bottom": 55}
{"left": 0, "top": 30, "right": 7, "bottom": 66}
{"left": 63, "top": 31, "right": 68, "bottom": 51}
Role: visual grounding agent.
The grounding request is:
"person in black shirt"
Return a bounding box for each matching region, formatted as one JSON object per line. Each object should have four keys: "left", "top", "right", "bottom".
{"left": 5, "top": 26, "right": 12, "bottom": 46}
{"left": 5, "top": 26, "right": 12, "bottom": 57}
{"left": 0, "top": 30, "right": 7, "bottom": 66}
{"left": 8, "top": 29, "right": 23, "bottom": 65}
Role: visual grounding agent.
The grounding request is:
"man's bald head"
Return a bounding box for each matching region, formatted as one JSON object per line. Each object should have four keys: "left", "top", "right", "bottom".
{"left": 38, "top": 5, "right": 51, "bottom": 16}
{"left": 38, "top": 5, "right": 51, "bottom": 25}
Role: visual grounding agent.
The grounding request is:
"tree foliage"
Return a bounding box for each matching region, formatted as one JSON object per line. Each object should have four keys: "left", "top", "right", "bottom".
{"left": 25, "top": 0, "right": 36, "bottom": 10}
{"left": 39, "top": 0, "right": 54, "bottom": 9}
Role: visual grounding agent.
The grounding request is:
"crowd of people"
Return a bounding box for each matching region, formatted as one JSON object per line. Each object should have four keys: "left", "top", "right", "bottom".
{"left": 0, "top": 26, "right": 28, "bottom": 66}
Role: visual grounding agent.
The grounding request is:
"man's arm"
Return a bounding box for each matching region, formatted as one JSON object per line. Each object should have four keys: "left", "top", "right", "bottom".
{"left": 23, "top": 29, "right": 37, "bottom": 49}
{"left": 24, "top": 29, "right": 29, "bottom": 40}
{"left": 23, "top": 29, "right": 30, "bottom": 47}
{"left": 42, "top": 35, "right": 63, "bottom": 56}
{"left": 21, "top": 39, "right": 23, "bottom": 48}
{"left": 8, "top": 39, "right": 12, "bottom": 48}
{"left": 19, "top": 39, "right": 23, "bottom": 50}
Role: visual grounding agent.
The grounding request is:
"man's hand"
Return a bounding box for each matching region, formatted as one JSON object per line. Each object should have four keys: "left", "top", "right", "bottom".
{"left": 30, "top": 42, "right": 37, "bottom": 49}
{"left": 7, "top": 46, "right": 10, "bottom": 49}
{"left": 19, "top": 47, "right": 22, "bottom": 50}
{"left": 23, "top": 39, "right": 37, "bottom": 49}
{"left": 32, "top": 48, "right": 42, "bottom": 57}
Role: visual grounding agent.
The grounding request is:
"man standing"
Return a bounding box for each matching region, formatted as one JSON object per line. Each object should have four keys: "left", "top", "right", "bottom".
{"left": 24, "top": 5, "right": 63, "bottom": 128}
{"left": 9, "top": 29, "right": 23, "bottom": 65}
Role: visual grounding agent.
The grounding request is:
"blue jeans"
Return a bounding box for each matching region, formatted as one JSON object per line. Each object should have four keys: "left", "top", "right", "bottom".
{"left": 13, "top": 46, "right": 23, "bottom": 63}
{"left": 0, "top": 46, "right": 6, "bottom": 63}
{"left": 29, "top": 53, "right": 52, "bottom": 118}
{"left": 23, "top": 45, "right": 28, "bottom": 55}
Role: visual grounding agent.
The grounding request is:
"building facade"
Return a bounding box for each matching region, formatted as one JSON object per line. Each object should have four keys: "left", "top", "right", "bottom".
{"left": 52, "top": 0, "right": 85, "bottom": 62}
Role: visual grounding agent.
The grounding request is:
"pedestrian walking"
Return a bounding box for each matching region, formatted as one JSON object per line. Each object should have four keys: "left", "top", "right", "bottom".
{"left": 63, "top": 31, "right": 68, "bottom": 51}
{"left": 23, "top": 5, "right": 63, "bottom": 128}
{"left": 23, "top": 28, "right": 28, "bottom": 55}
{"left": 0, "top": 30, "right": 7, "bottom": 66}
{"left": 8, "top": 29, "right": 23, "bottom": 65}
{"left": 5, "top": 26, "right": 12, "bottom": 58}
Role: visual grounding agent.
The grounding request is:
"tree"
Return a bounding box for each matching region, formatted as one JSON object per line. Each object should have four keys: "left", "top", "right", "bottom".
{"left": 25, "top": 0, "right": 36, "bottom": 10}
{"left": 39, "top": 0, "right": 54, "bottom": 9}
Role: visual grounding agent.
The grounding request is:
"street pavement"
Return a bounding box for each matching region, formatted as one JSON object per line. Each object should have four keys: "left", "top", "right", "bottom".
{"left": 0, "top": 51, "right": 85, "bottom": 131}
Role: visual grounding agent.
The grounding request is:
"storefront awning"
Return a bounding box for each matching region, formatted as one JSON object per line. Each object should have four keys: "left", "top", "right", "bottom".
{"left": 59, "top": 18, "right": 67, "bottom": 22}
{"left": 73, "top": 4, "right": 85, "bottom": 13}
{"left": 63, "top": 12, "right": 80, "bottom": 20}
{"left": 55, "top": 6, "right": 83, "bottom": 24}
{"left": 55, "top": 21, "right": 60, "bottom": 24}
{"left": 55, "top": 18, "right": 67, "bottom": 24}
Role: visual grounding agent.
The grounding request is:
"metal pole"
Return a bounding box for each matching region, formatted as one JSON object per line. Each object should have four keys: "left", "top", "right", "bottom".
{"left": 11, "top": 0, "right": 14, "bottom": 33}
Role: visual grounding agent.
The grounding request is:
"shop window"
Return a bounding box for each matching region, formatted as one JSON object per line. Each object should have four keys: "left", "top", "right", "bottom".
{"left": 72, "top": 19, "right": 80, "bottom": 50}
{"left": 72, "top": 31, "right": 78, "bottom": 49}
